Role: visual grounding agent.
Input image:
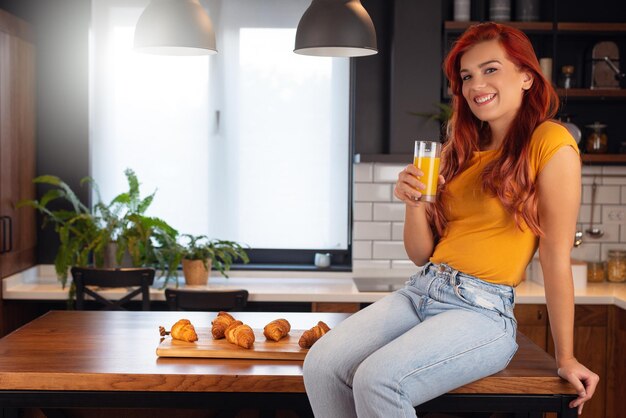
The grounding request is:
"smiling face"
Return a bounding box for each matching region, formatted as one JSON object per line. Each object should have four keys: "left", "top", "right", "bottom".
{"left": 460, "top": 39, "right": 533, "bottom": 138}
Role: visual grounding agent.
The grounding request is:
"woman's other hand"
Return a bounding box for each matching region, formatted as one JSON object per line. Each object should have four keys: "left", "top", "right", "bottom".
{"left": 557, "top": 358, "right": 600, "bottom": 415}
{"left": 393, "top": 165, "right": 445, "bottom": 207}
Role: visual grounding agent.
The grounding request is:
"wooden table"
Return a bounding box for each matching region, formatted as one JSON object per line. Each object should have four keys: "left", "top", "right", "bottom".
{"left": 0, "top": 311, "right": 577, "bottom": 417}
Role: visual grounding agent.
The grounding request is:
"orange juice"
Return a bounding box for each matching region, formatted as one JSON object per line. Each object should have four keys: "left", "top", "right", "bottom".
{"left": 413, "top": 156, "right": 441, "bottom": 201}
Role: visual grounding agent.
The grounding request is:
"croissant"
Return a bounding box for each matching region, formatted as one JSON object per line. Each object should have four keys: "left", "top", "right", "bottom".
{"left": 298, "top": 321, "right": 330, "bottom": 349}
{"left": 263, "top": 318, "right": 291, "bottom": 342}
{"left": 225, "top": 320, "right": 255, "bottom": 349}
{"left": 211, "top": 311, "right": 236, "bottom": 339}
{"left": 170, "top": 319, "right": 198, "bottom": 342}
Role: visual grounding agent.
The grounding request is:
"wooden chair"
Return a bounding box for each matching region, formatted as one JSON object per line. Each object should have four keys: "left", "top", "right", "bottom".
{"left": 164, "top": 288, "right": 249, "bottom": 311}
{"left": 71, "top": 267, "right": 155, "bottom": 311}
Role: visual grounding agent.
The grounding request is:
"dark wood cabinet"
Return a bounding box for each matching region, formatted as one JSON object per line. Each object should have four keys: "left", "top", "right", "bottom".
{"left": 515, "top": 303, "right": 550, "bottom": 350}
{"left": 606, "top": 305, "right": 626, "bottom": 418}
{"left": 546, "top": 304, "right": 608, "bottom": 418}
{"left": 0, "top": 9, "right": 36, "bottom": 279}
{"left": 516, "top": 303, "right": 613, "bottom": 418}
{"left": 353, "top": 0, "right": 442, "bottom": 159}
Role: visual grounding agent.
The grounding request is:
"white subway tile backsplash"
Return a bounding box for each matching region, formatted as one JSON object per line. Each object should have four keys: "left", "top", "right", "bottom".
{"left": 354, "top": 163, "right": 373, "bottom": 182}
{"left": 577, "top": 204, "right": 601, "bottom": 224}
{"left": 373, "top": 203, "right": 405, "bottom": 221}
{"left": 602, "top": 166, "right": 626, "bottom": 185}
{"left": 601, "top": 205, "right": 626, "bottom": 224}
{"left": 352, "top": 240, "right": 372, "bottom": 259}
{"left": 373, "top": 164, "right": 405, "bottom": 183}
{"left": 391, "top": 260, "right": 418, "bottom": 269}
{"left": 354, "top": 183, "right": 392, "bottom": 202}
{"left": 602, "top": 166, "right": 626, "bottom": 175}
{"left": 353, "top": 222, "right": 391, "bottom": 240}
{"left": 579, "top": 223, "right": 620, "bottom": 243}
{"left": 391, "top": 260, "right": 420, "bottom": 277}
{"left": 392, "top": 222, "right": 404, "bottom": 240}
{"left": 570, "top": 243, "right": 601, "bottom": 262}
{"left": 351, "top": 162, "right": 626, "bottom": 270}
{"left": 373, "top": 241, "right": 408, "bottom": 259}
{"left": 352, "top": 259, "right": 391, "bottom": 270}
{"left": 581, "top": 185, "right": 620, "bottom": 204}
{"left": 353, "top": 202, "right": 373, "bottom": 221}
{"left": 582, "top": 166, "right": 602, "bottom": 186}
{"left": 601, "top": 243, "right": 626, "bottom": 260}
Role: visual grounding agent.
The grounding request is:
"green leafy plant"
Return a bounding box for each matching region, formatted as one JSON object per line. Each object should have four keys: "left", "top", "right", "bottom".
{"left": 408, "top": 102, "right": 453, "bottom": 123}
{"left": 18, "top": 169, "right": 182, "bottom": 288}
{"left": 180, "top": 234, "right": 249, "bottom": 278}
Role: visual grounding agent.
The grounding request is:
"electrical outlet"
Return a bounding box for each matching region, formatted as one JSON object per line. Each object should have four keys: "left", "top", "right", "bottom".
{"left": 607, "top": 209, "right": 626, "bottom": 223}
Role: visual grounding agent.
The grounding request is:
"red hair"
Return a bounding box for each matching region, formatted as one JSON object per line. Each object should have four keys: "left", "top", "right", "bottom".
{"left": 429, "top": 22, "right": 559, "bottom": 239}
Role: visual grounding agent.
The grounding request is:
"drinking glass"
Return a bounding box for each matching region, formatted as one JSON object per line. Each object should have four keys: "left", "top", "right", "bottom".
{"left": 413, "top": 140, "right": 442, "bottom": 202}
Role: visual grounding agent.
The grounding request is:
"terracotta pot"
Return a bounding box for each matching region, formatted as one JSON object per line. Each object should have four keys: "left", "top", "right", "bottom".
{"left": 103, "top": 243, "right": 133, "bottom": 268}
{"left": 182, "top": 258, "right": 211, "bottom": 285}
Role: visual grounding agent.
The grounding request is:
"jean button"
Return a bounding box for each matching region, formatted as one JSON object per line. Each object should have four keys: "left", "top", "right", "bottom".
{"left": 438, "top": 265, "right": 445, "bottom": 272}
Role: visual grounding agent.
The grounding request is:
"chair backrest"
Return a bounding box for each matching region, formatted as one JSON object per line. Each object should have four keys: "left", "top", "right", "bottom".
{"left": 71, "top": 267, "right": 155, "bottom": 311}
{"left": 164, "top": 289, "right": 249, "bottom": 311}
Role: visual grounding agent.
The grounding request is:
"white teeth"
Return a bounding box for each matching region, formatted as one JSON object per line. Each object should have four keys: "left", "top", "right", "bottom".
{"left": 475, "top": 94, "right": 495, "bottom": 104}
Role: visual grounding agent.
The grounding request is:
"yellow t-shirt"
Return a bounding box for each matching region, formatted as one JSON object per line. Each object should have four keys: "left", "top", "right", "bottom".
{"left": 430, "top": 120, "right": 579, "bottom": 286}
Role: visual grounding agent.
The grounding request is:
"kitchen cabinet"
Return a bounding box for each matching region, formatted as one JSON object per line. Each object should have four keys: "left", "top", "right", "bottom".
{"left": 354, "top": 0, "right": 442, "bottom": 159}
{"left": 0, "top": 9, "right": 36, "bottom": 279}
{"left": 516, "top": 303, "right": 615, "bottom": 418}
{"left": 514, "top": 303, "right": 549, "bottom": 350}
{"left": 442, "top": 0, "right": 626, "bottom": 164}
{"left": 606, "top": 305, "right": 626, "bottom": 418}
{"left": 546, "top": 305, "right": 608, "bottom": 418}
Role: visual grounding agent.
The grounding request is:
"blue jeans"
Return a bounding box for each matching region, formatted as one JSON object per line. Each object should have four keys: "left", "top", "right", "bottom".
{"left": 303, "top": 262, "right": 519, "bottom": 418}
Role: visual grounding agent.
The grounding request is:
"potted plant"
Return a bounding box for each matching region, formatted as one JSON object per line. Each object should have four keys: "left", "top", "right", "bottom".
{"left": 19, "top": 169, "right": 182, "bottom": 289}
{"left": 409, "top": 102, "right": 452, "bottom": 140}
{"left": 180, "top": 234, "right": 249, "bottom": 285}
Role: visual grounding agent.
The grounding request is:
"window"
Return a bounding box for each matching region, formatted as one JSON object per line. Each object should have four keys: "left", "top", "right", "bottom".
{"left": 90, "top": 0, "right": 351, "bottom": 267}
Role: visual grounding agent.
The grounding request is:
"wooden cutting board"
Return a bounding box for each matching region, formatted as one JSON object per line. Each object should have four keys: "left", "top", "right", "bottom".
{"left": 156, "top": 327, "right": 309, "bottom": 360}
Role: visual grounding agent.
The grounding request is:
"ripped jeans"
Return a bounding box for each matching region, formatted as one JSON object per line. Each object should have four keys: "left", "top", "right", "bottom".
{"left": 303, "top": 262, "right": 519, "bottom": 418}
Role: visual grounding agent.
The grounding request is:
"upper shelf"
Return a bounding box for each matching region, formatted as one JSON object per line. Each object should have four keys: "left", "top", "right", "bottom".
{"left": 444, "top": 21, "right": 626, "bottom": 33}
{"left": 557, "top": 88, "right": 626, "bottom": 99}
{"left": 581, "top": 154, "right": 626, "bottom": 164}
{"left": 356, "top": 154, "right": 626, "bottom": 165}
{"left": 444, "top": 21, "right": 553, "bottom": 31}
{"left": 557, "top": 22, "right": 626, "bottom": 32}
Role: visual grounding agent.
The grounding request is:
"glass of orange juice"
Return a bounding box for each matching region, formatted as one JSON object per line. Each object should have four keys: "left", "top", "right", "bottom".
{"left": 413, "top": 140, "right": 442, "bottom": 202}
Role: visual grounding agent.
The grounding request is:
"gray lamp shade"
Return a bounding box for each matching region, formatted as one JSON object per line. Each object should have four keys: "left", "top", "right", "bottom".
{"left": 134, "top": 0, "right": 217, "bottom": 55}
{"left": 294, "top": 0, "right": 377, "bottom": 57}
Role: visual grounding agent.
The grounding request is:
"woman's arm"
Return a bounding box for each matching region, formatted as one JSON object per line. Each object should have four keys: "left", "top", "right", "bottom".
{"left": 536, "top": 145, "right": 600, "bottom": 415}
{"left": 393, "top": 165, "right": 440, "bottom": 266}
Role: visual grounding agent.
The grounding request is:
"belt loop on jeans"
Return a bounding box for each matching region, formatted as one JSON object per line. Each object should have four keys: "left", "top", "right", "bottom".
{"left": 450, "top": 269, "right": 460, "bottom": 285}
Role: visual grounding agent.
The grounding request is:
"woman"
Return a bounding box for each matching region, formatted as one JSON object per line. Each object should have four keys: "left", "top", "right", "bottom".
{"left": 303, "top": 22, "right": 599, "bottom": 417}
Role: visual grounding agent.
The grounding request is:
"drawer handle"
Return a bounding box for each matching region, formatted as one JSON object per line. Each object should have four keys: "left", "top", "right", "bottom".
{"left": 6, "top": 216, "right": 12, "bottom": 252}
{"left": 0, "top": 216, "right": 6, "bottom": 254}
{"left": 537, "top": 310, "right": 543, "bottom": 320}
{"left": 0, "top": 216, "right": 12, "bottom": 254}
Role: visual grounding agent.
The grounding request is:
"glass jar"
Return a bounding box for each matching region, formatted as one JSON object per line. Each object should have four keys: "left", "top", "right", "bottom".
{"left": 587, "top": 261, "right": 606, "bottom": 283}
{"left": 560, "top": 65, "right": 575, "bottom": 89}
{"left": 585, "top": 122, "right": 608, "bottom": 154}
{"left": 607, "top": 250, "right": 626, "bottom": 283}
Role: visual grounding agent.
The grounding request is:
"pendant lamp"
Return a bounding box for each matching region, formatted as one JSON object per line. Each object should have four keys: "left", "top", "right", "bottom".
{"left": 134, "top": 0, "right": 217, "bottom": 56}
{"left": 294, "top": 0, "right": 377, "bottom": 57}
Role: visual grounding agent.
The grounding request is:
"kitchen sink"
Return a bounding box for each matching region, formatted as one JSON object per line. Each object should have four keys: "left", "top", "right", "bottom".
{"left": 352, "top": 276, "right": 409, "bottom": 292}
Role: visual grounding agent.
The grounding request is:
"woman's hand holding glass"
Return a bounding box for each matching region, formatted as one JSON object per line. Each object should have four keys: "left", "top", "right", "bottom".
{"left": 394, "top": 164, "right": 445, "bottom": 207}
